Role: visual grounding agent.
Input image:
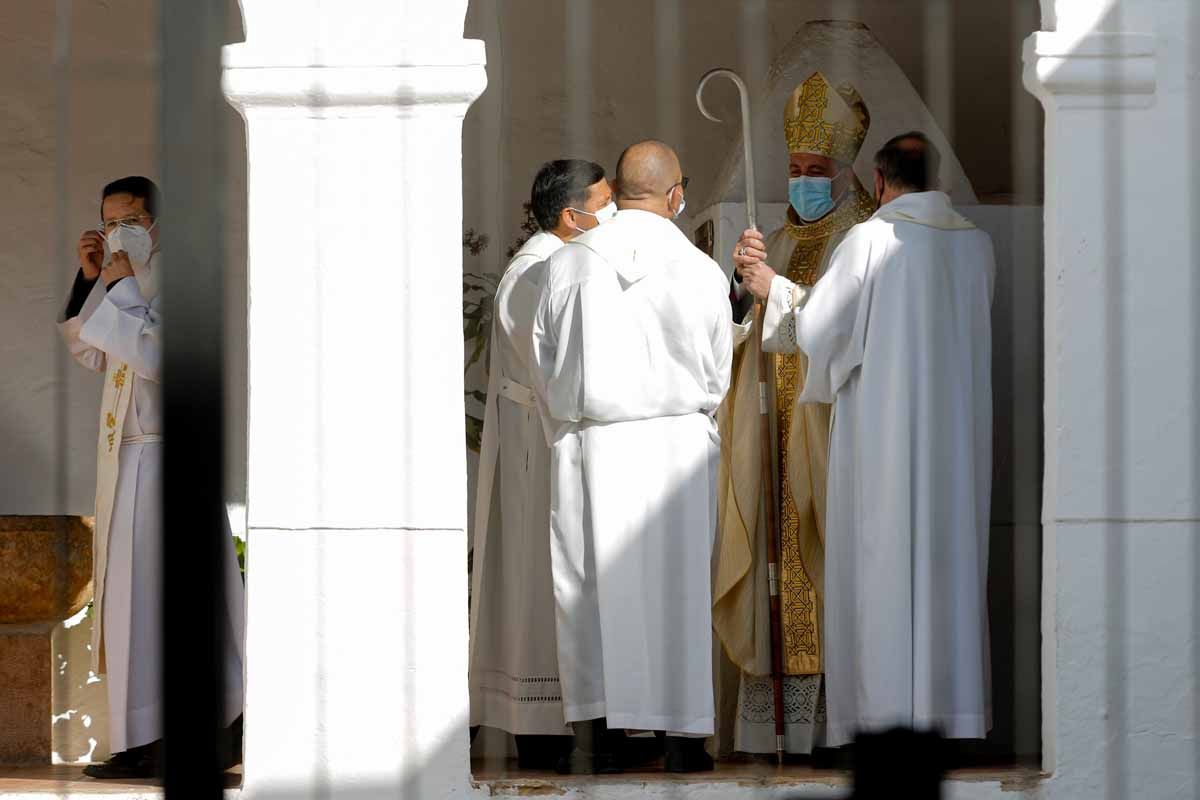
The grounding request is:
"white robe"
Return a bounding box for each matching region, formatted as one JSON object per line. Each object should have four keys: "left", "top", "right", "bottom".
{"left": 788, "top": 191, "right": 994, "bottom": 746}
{"left": 59, "top": 258, "right": 246, "bottom": 753}
{"left": 531, "top": 209, "right": 733, "bottom": 735}
{"left": 469, "top": 231, "right": 571, "bottom": 735}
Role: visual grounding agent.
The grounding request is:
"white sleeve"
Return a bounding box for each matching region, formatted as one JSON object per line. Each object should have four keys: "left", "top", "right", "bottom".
{"left": 795, "top": 230, "right": 871, "bottom": 403}
{"left": 730, "top": 316, "right": 754, "bottom": 350}
{"left": 58, "top": 279, "right": 108, "bottom": 373}
{"left": 761, "top": 274, "right": 807, "bottom": 353}
{"left": 59, "top": 317, "right": 107, "bottom": 373}
{"left": 79, "top": 279, "right": 162, "bottom": 382}
{"left": 708, "top": 272, "right": 734, "bottom": 411}
{"left": 529, "top": 267, "right": 561, "bottom": 447}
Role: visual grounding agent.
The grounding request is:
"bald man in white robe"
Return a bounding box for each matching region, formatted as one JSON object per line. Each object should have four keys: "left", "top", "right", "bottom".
{"left": 531, "top": 141, "right": 732, "bottom": 774}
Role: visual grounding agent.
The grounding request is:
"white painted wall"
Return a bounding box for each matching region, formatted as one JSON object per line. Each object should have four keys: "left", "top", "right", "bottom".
{"left": 460, "top": 0, "right": 1043, "bottom": 279}
{"left": 1025, "top": 0, "right": 1199, "bottom": 797}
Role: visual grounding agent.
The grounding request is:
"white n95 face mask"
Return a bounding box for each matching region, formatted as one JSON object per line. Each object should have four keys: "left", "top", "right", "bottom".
{"left": 593, "top": 201, "right": 617, "bottom": 224}
{"left": 106, "top": 223, "right": 154, "bottom": 269}
{"left": 569, "top": 201, "right": 617, "bottom": 233}
{"left": 106, "top": 222, "right": 158, "bottom": 299}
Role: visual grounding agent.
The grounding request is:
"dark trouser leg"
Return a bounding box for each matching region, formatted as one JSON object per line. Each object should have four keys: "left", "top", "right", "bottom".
{"left": 663, "top": 735, "right": 714, "bottom": 773}
{"left": 555, "top": 719, "right": 624, "bottom": 775}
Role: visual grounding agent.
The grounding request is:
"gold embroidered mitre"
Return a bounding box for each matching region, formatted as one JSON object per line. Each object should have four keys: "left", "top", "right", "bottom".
{"left": 784, "top": 70, "right": 870, "bottom": 164}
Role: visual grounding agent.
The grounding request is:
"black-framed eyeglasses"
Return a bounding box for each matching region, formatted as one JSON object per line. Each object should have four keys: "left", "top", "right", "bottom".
{"left": 668, "top": 176, "right": 689, "bottom": 194}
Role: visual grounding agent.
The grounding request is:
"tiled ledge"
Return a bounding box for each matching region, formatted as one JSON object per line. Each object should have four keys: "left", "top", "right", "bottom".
{"left": 0, "top": 765, "right": 240, "bottom": 798}
{"left": 472, "top": 760, "right": 1045, "bottom": 798}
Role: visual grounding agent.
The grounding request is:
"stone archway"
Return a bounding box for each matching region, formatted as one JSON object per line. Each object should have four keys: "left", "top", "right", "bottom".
{"left": 217, "top": 0, "right": 1198, "bottom": 797}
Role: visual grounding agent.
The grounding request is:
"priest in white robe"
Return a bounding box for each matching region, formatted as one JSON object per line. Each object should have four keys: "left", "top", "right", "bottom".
{"left": 531, "top": 141, "right": 732, "bottom": 774}
{"left": 58, "top": 177, "right": 246, "bottom": 779}
{"left": 469, "top": 159, "right": 613, "bottom": 769}
{"left": 735, "top": 133, "right": 994, "bottom": 747}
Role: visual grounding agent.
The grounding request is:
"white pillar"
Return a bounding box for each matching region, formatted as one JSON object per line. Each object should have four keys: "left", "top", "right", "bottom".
{"left": 1025, "top": 3, "right": 1198, "bottom": 798}
{"left": 223, "top": 3, "right": 485, "bottom": 796}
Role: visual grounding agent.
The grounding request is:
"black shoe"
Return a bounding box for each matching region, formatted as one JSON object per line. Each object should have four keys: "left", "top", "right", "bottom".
{"left": 515, "top": 734, "right": 572, "bottom": 770}
{"left": 618, "top": 732, "right": 667, "bottom": 770}
{"left": 554, "top": 719, "right": 624, "bottom": 775}
{"left": 663, "top": 736, "right": 714, "bottom": 773}
{"left": 82, "top": 742, "right": 160, "bottom": 780}
{"left": 555, "top": 747, "right": 622, "bottom": 775}
{"left": 812, "top": 743, "right": 855, "bottom": 770}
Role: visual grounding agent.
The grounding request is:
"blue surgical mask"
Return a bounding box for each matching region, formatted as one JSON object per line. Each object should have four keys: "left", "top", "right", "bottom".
{"left": 789, "top": 173, "right": 843, "bottom": 222}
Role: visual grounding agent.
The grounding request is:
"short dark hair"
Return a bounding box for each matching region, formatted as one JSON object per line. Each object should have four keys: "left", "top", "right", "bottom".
{"left": 874, "top": 132, "right": 941, "bottom": 192}
{"left": 530, "top": 160, "right": 606, "bottom": 231}
{"left": 101, "top": 176, "right": 160, "bottom": 218}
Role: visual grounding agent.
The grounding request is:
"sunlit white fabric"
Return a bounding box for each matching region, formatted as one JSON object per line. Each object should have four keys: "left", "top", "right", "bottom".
{"left": 58, "top": 257, "right": 245, "bottom": 752}
{"left": 793, "top": 191, "right": 994, "bottom": 745}
{"left": 469, "top": 231, "right": 571, "bottom": 735}
{"left": 531, "top": 209, "right": 732, "bottom": 735}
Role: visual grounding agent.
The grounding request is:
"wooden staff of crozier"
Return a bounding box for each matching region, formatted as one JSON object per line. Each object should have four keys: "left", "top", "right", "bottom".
{"left": 697, "top": 68, "right": 787, "bottom": 765}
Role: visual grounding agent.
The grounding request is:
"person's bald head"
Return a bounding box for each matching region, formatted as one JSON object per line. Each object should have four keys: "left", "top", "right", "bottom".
{"left": 614, "top": 140, "right": 687, "bottom": 218}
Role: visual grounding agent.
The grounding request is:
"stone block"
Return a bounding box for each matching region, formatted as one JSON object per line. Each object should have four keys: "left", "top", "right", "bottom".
{"left": 0, "top": 516, "right": 93, "bottom": 624}
{"left": 0, "top": 632, "right": 51, "bottom": 764}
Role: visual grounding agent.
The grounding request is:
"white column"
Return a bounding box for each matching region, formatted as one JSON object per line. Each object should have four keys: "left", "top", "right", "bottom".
{"left": 1025, "top": 3, "right": 1198, "bottom": 798}
{"left": 223, "top": 3, "right": 485, "bottom": 796}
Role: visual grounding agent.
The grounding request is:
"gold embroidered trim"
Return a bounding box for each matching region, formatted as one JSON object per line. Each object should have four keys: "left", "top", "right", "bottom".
{"left": 784, "top": 71, "right": 870, "bottom": 163}
{"left": 772, "top": 191, "right": 873, "bottom": 675}
{"left": 774, "top": 350, "right": 820, "bottom": 673}
{"left": 105, "top": 364, "right": 129, "bottom": 454}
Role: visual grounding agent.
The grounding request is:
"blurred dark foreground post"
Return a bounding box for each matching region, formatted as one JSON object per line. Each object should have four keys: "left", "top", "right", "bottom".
{"left": 160, "top": 1, "right": 229, "bottom": 797}
{"left": 781, "top": 727, "right": 947, "bottom": 800}
{"left": 849, "top": 728, "right": 946, "bottom": 799}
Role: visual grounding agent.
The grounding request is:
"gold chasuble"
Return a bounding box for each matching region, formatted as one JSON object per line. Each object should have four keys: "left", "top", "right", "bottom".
{"left": 714, "top": 71, "right": 873, "bottom": 685}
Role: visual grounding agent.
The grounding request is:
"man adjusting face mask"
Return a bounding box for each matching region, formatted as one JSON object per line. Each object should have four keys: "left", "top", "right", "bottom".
{"left": 105, "top": 220, "right": 159, "bottom": 299}
{"left": 106, "top": 222, "right": 154, "bottom": 268}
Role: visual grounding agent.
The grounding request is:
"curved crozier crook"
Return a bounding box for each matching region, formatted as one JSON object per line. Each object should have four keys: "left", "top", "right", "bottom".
{"left": 696, "top": 67, "right": 758, "bottom": 232}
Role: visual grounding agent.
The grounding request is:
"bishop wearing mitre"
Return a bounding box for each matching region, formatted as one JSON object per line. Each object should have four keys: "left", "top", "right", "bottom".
{"left": 713, "top": 70, "right": 874, "bottom": 755}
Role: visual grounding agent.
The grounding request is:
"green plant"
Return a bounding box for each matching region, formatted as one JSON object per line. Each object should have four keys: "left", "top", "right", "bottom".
{"left": 506, "top": 203, "right": 540, "bottom": 259}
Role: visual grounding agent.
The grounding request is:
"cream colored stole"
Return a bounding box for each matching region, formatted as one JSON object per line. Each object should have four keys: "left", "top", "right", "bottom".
{"left": 90, "top": 359, "right": 131, "bottom": 673}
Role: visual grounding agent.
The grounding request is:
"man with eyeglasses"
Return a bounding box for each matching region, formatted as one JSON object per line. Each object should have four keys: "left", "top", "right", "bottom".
{"left": 530, "top": 141, "right": 731, "bottom": 773}
{"left": 58, "top": 176, "right": 246, "bottom": 779}
{"left": 470, "top": 159, "right": 612, "bottom": 770}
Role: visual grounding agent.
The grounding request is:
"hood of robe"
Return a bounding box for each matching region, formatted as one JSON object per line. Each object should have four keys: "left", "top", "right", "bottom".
{"left": 874, "top": 191, "right": 976, "bottom": 231}
{"left": 511, "top": 230, "right": 564, "bottom": 266}
{"left": 569, "top": 209, "right": 692, "bottom": 285}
